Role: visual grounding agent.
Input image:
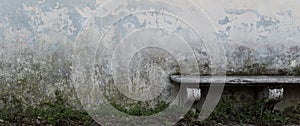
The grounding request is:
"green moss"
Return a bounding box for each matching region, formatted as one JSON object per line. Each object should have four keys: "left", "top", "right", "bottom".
{"left": 111, "top": 101, "right": 169, "bottom": 116}
{"left": 0, "top": 95, "right": 23, "bottom": 123}
{"left": 293, "top": 65, "right": 300, "bottom": 76}
{"left": 1, "top": 93, "right": 300, "bottom": 125}
{"left": 199, "top": 96, "right": 300, "bottom": 125}
{"left": 0, "top": 90, "right": 94, "bottom": 125}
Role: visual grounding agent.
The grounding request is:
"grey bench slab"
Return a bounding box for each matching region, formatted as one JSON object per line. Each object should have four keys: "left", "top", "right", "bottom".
{"left": 170, "top": 75, "right": 300, "bottom": 85}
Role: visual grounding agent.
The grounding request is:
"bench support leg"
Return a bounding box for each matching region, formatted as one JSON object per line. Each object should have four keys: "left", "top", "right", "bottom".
{"left": 262, "top": 87, "right": 284, "bottom": 111}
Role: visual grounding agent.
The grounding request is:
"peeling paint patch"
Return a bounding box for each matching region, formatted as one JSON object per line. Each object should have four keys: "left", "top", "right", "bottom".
{"left": 277, "top": 10, "right": 292, "bottom": 17}
{"left": 225, "top": 9, "right": 246, "bottom": 15}
{"left": 219, "top": 16, "right": 230, "bottom": 25}
{"left": 256, "top": 17, "right": 280, "bottom": 28}
{"left": 226, "top": 26, "right": 231, "bottom": 31}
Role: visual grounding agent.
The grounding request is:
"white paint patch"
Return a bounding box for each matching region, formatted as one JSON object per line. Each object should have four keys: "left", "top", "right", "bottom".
{"left": 268, "top": 88, "right": 284, "bottom": 100}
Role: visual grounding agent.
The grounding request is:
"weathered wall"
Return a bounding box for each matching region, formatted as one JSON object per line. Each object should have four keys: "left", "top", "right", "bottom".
{"left": 196, "top": 0, "right": 300, "bottom": 75}
{"left": 0, "top": 0, "right": 299, "bottom": 111}
{"left": 0, "top": 0, "right": 100, "bottom": 109}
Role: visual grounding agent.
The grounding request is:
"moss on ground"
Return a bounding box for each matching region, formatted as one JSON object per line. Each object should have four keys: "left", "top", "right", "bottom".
{"left": 1, "top": 94, "right": 300, "bottom": 125}
{"left": 189, "top": 96, "right": 300, "bottom": 125}
{"left": 0, "top": 90, "right": 94, "bottom": 125}
{"left": 111, "top": 101, "right": 169, "bottom": 116}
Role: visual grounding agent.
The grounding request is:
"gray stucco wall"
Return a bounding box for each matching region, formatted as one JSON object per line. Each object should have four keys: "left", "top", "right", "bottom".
{"left": 0, "top": 0, "right": 299, "bottom": 111}
{"left": 0, "top": 0, "right": 99, "bottom": 109}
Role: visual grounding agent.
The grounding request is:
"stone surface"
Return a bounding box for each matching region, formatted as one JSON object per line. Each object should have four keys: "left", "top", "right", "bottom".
{"left": 170, "top": 75, "right": 300, "bottom": 84}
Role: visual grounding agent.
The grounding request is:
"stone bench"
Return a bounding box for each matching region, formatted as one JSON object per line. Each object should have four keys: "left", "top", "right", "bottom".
{"left": 169, "top": 75, "right": 300, "bottom": 112}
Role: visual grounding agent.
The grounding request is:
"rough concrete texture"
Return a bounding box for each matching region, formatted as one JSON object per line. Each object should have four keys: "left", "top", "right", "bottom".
{"left": 0, "top": 0, "right": 300, "bottom": 110}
